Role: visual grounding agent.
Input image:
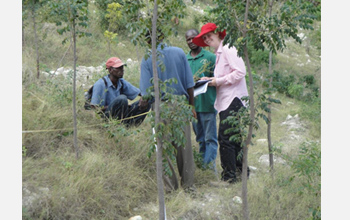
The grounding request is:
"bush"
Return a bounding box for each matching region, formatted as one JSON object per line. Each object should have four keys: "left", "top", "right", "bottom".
{"left": 269, "top": 71, "right": 319, "bottom": 102}
{"left": 248, "top": 45, "right": 271, "bottom": 66}
{"left": 287, "top": 84, "right": 304, "bottom": 98}
{"left": 274, "top": 141, "right": 321, "bottom": 220}
{"left": 291, "top": 141, "right": 321, "bottom": 219}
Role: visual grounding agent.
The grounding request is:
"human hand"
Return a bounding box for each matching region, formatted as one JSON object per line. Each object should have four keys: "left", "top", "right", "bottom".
{"left": 208, "top": 77, "right": 217, "bottom": 86}
{"left": 139, "top": 97, "right": 149, "bottom": 110}
{"left": 192, "top": 108, "right": 197, "bottom": 119}
{"left": 200, "top": 76, "right": 211, "bottom": 81}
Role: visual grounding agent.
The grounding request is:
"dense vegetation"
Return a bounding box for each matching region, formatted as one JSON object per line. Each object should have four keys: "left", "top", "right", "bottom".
{"left": 22, "top": 0, "right": 321, "bottom": 219}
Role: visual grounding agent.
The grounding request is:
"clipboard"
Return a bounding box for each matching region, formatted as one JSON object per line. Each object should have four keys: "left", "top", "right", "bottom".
{"left": 194, "top": 79, "right": 212, "bottom": 97}
{"left": 194, "top": 79, "right": 212, "bottom": 88}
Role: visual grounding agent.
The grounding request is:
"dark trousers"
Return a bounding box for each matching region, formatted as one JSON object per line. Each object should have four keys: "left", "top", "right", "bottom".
{"left": 105, "top": 95, "right": 150, "bottom": 126}
{"left": 218, "top": 97, "right": 249, "bottom": 183}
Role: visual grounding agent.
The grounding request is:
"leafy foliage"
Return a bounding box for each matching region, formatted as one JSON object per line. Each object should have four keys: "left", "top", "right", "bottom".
{"left": 48, "top": 0, "right": 91, "bottom": 44}
{"left": 210, "top": 0, "right": 321, "bottom": 57}
{"left": 105, "top": 2, "right": 122, "bottom": 32}
{"left": 277, "top": 141, "right": 321, "bottom": 219}
{"left": 144, "top": 78, "right": 195, "bottom": 175}
{"left": 94, "top": 0, "right": 127, "bottom": 32}
{"left": 268, "top": 71, "right": 319, "bottom": 101}
{"left": 123, "top": 0, "right": 188, "bottom": 48}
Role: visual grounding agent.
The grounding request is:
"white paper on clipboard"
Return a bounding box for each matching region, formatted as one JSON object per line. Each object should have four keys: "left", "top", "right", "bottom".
{"left": 194, "top": 80, "right": 211, "bottom": 97}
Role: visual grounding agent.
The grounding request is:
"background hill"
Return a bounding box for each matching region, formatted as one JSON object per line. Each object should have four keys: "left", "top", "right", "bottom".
{"left": 21, "top": 0, "right": 321, "bottom": 219}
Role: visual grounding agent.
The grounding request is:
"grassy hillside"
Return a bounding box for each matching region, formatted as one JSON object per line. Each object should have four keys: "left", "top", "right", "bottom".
{"left": 22, "top": 1, "right": 321, "bottom": 219}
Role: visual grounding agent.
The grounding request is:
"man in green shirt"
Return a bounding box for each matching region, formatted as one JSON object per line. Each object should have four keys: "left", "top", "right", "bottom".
{"left": 186, "top": 29, "right": 218, "bottom": 171}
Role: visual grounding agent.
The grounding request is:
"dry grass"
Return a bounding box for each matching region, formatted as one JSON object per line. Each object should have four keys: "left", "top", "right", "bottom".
{"left": 22, "top": 76, "right": 320, "bottom": 219}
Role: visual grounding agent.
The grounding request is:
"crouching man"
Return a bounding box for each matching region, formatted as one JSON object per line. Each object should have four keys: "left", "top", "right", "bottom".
{"left": 90, "top": 57, "right": 150, "bottom": 126}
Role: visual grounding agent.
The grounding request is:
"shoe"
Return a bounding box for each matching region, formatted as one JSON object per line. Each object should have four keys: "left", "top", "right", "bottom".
{"left": 236, "top": 167, "right": 250, "bottom": 180}
{"left": 227, "top": 178, "right": 238, "bottom": 184}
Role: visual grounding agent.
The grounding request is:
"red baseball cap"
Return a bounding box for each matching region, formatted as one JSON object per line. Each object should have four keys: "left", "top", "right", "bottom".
{"left": 105, "top": 57, "right": 126, "bottom": 69}
{"left": 192, "top": 23, "right": 226, "bottom": 47}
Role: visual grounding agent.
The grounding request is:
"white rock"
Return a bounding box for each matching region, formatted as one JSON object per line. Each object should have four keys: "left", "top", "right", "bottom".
{"left": 233, "top": 196, "right": 242, "bottom": 204}
{"left": 249, "top": 166, "right": 257, "bottom": 172}
{"left": 56, "top": 67, "right": 65, "bottom": 74}
{"left": 86, "top": 66, "right": 96, "bottom": 73}
{"left": 77, "top": 69, "right": 89, "bottom": 76}
{"left": 257, "top": 139, "right": 267, "bottom": 143}
{"left": 129, "top": 215, "right": 142, "bottom": 220}
{"left": 63, "top": 70, "right": 71, "bottom": 77}
{"left": 258, "top": 154, "right": 286, "bottom": 166}
{"left": 290, "top": 131, "right": 301, "bottom": 140}
{"left": 96, "top": 66, "right": 103, "bottom": 71}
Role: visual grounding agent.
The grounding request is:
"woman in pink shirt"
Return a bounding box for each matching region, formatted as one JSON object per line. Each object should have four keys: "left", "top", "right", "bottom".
{"left": 193, "top": 23, "right": 250, "bottom": 184}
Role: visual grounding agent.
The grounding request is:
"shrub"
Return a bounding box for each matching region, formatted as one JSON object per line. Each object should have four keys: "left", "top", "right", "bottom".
{"left": 291, "top": 141, "right": 321, "bottom": 219}
{"left": 275, "top": 141, "right": 321, "bottom": 220}
{"left": 287, "top": 84, "right": 304, "bottom": 98}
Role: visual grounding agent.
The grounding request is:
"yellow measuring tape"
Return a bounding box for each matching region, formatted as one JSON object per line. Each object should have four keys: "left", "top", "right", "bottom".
{"left": 22, "top": 110, "right": 151, "bottom": 134}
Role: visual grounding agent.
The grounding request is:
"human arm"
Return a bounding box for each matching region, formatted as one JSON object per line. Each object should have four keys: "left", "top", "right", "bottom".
{"left": 139, "top": 58, "right": 154, "bottom": 110}
{"left": 182, "top": 52, "right": 197, "bottom": 119}
{"left": 90, "top": 79, "right": 109, "bottom": 111}
{"left": 215, "top": 45, "right": 246, "bottom": 87}
{"left": 120, "top": 79, "right": 141, "bottom": 100}
{"left": 187, "top": 87, "right": 197, "bottom": 119}
{"left": 139, "top": 58, "right": 154, "bottom": 97}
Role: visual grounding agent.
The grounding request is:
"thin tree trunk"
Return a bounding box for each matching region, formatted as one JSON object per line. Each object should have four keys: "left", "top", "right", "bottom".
{"left": 136, "top": 12, "right": 141, "bottom": 63}
{"left": 108, "top": 41, "right": 111, "bottom": 56}
{"left": 242, "top": 46, "right": 252, "bottom": 220}
{"left": 242, "top": 0, "right": 253, "bottom": 219}
{"left": 267, "top": 0, "right": 275, "bottom": 172}
{"left": 151, "top": 1, "right": 166, "bottom": 219}
{"left": 267, "top": 50, "right": 274, "bottom": 171}
{"left": 31, "top": 5, "right": 40, "bottom": 79}
{"left": 72, "top": 20, "right": 79, "bottom": 159}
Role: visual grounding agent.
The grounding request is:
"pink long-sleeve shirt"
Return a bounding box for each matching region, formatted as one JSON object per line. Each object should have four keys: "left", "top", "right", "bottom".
{"left": 214, "top": 41, "right": 248, "bottom": 113}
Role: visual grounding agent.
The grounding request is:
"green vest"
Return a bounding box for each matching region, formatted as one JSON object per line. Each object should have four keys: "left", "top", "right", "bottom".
{"left": 186, "top": 48, "right": 216, "bottom": 113}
